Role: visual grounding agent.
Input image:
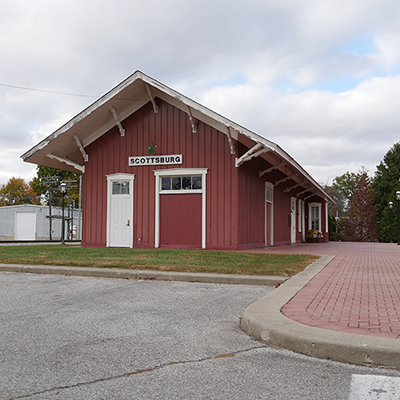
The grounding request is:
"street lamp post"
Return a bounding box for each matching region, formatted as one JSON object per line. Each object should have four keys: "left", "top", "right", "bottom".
{"left": 60, "top": 182, "right": 66, "bottom": 244}
{"left": 396, "top": 191, "right": 400, "bottom": 246}
{"left": 389, "top": 201, "right": 393, "bottom": 243}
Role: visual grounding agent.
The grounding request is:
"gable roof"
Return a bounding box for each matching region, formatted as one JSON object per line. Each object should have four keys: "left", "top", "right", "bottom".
{"left": 21, "top": 70, "right": 333, "bottom": 202}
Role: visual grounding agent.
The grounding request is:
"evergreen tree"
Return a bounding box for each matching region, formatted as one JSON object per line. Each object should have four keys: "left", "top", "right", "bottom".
{"left": 343, "top": 170, "right": 378, "bottom": 242}
{"left": 378, "top": 196, "right": 398, "bottom": 243}
{"left": 373, "top": 142, "right": 400, "bottom": 241}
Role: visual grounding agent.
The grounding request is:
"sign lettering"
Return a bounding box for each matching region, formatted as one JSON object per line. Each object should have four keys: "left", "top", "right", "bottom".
{"left": 128, "top": 154, "right": 183, "bottom": 167}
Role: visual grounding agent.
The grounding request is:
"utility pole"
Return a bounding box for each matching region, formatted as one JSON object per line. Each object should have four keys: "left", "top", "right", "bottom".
{"left": 40, "top": 176, "right": 78, "bottom": 241}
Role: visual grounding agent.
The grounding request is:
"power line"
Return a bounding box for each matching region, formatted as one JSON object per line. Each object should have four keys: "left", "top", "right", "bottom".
{"left": 0, "top": 83, "right": 98, "bottom": 98}
{"left": 0, "top": 82, "right": 145, "bottom": 102}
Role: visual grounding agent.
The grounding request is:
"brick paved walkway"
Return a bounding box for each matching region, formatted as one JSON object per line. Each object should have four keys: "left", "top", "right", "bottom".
{"left": 249, "top": 242, "right": 400, "bottom": 339}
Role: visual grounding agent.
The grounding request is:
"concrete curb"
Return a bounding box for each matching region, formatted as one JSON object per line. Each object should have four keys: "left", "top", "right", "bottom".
{"left": 241, "top": 255, "right": 400, "bottom": 371}
{"left": 0, "top": 264, "right": 287, "bottom": 286}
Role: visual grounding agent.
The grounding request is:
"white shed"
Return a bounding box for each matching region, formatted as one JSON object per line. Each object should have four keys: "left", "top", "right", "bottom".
{"left": 0, "top": 204, "right": 81, "bottom": 241}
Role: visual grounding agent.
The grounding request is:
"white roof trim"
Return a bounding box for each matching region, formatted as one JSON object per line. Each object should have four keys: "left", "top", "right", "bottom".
{"left": 21, "top": 70, "right": 333, "bottom": 202}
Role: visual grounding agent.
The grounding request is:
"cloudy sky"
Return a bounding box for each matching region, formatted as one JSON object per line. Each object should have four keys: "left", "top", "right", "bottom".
{"left": 1, "top": 0, "right": 400, "bottom": 187}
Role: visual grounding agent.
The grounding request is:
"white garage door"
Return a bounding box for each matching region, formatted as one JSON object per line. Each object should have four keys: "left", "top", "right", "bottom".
{"left": 15, "top": 212, "right": 36, "bottom": 240}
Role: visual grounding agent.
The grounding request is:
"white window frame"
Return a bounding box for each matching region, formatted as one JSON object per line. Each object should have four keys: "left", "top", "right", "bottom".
{"left": 298, "top": 199, "right": 302, "bottom": 233}
{"left": 265, "top": 182, "right": 274, "bottom": 246}
{"left": 325, "top": 202, "right": 329, "bottom": 234}
{"left": 290, "top": 197, "right": 297, "bottom": 244}
{"left": 308, "top": 202, "right": 321, "bottom": 231}
{"left": 301, "top": 200, "right": 306, "bottom": 242}
{"left": 106, "top": 173, "right": 135, "bottom": 248}
{"left": 154, "top": 168, "right": 208, "bottom": 249}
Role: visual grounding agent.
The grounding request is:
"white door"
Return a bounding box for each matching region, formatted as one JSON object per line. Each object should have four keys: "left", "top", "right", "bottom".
{"left": 15, "top": 212, "right": 36, "bottom": 240}
{"left": 107, "top": 176, "right": 134, "bottom": 248}
{"left": 109, "top": 196, "right": 131, "bottom": 247}
{"left": 291, "top": 198, "right": 296, "bottom": 244}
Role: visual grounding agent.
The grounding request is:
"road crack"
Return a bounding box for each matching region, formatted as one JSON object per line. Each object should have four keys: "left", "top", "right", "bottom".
{"left": 9, "top": 345, "right": 266, "bottom": 399}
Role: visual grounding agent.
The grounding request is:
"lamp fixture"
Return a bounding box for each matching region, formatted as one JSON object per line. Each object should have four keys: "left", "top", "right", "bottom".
{"left": 60, "top": 182, "right": 66, "bottom": 195}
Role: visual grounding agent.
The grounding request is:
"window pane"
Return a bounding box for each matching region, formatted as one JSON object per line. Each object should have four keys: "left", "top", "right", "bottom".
{"left": 112, "top": 181, "right": 129, "bottom": 195}
{"left": 121, "top": 181, "right": 129, "bottom": 194}
{"left": 311, "top": 206, "right": 320, "bottom": 230}
{"left": 182, "top": 176, "right": 191, "bottom": 190}
{"left": 192, "top": 176, "right": 202, "bottom": 189}
{"left": 266, "top": 187, "right": 272, "bottom": 202}
{"left": 161, "top": 177, "right": 171, "bottom": 190}
{"left": 112, "top": 182, "right": 120, "bottom": 195}
{"left": 172, "top": 177, "right": 181, "bottom": 190}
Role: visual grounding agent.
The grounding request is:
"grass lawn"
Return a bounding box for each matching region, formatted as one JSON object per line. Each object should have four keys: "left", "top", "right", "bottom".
{"left": 0, "top": 245, "right": 318, "bottom": 277}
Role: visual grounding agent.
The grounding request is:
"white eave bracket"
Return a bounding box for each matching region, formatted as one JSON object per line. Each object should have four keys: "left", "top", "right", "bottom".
{"left": 275, "top": 174, "right": 297, "bottom": 186}
{"left": 226, "top": 127, "right": 236, "bottom": 155}
{"left": 145, "top": 83, "right": 159, "bottom": 113}
{"left": 304, "top": 192, "right": 317, "bottom": 201}
{"left": 46, "top": 153, "right": 85, "bottom": 173}
{"left": 72, "top": 134, "right": 88, "bottom": 162}
{"left": 235, "top": 143, "right": 269, "bottom": 167}
{"left": 259, "top": 161, "right": 285, "bottom": 177}
{"left": 110, "top": 107, "right": 125, "bottom": 137}
{"left": 186, "top": 106, "right": 198, "bottom": 133}
{"left": 284, "top": 181, "right": 308, "bottom": 193}
{"left": 297, "top": 187, "right": 313, "bottom": 197}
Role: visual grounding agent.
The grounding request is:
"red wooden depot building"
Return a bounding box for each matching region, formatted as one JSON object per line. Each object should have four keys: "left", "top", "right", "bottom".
{"left": 22, "top": 71, "right": 333, "bottom": 250}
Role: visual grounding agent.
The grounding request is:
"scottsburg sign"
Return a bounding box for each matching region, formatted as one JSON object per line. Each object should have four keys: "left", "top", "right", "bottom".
{"left": 128, "top": 154, "right": 183, "bottom": 167}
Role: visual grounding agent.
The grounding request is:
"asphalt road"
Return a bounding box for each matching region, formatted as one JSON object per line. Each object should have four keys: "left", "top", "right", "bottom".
{"left": 1, "top": 272, "right": 400, "bottom": 399}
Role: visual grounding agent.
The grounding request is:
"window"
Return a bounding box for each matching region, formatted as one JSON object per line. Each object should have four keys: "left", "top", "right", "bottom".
{"left": 311, "top": 206, "right": 319, "bottom": 229}
{"left": 309, "top": 203, "right": 321, "bottom": 231}
{"left": 266, "top": 186, "right": 273, "bottom": 203}
{"left": 112, "top": 181, "right": 130, "bottom": 195}
{"left": 160, "top": 176, "right": 202, "bottom": 191}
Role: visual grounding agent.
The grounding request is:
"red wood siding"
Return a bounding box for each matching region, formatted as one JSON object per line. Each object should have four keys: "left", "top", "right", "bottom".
{"left": 237, "top": 154, "right": 265, "bottom": 248}
{"left": 81, "top": 99, "right": 328, "bottom": 249}
{"left": 160, "top": 193, "right": 202, "bottom": 247}
{"left": 82, "top": 100, "right": 239, "bottom": 249}
{"left": 236, "top": 143, "right": 302, "bottom": 247}
{"left": 273, "top": 184, "right": 292, "bottom": 245}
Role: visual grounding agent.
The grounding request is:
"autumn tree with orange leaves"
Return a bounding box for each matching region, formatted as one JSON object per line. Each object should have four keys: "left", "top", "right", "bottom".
{"left": 0, "top": 177, "right": 40, "bottom": 206}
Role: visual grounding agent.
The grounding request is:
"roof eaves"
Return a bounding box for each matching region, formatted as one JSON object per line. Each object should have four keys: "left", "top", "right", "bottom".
{"left": 21, "top": 70, "right": 145, "bottom": 161}
{"left": 20, "top": 71, "right": 334, "bottom": 204}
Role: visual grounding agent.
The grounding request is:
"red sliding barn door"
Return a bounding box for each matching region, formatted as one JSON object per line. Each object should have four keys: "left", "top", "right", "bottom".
{"left": 160, "top": 194, "right": 202, "bottom": 248}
